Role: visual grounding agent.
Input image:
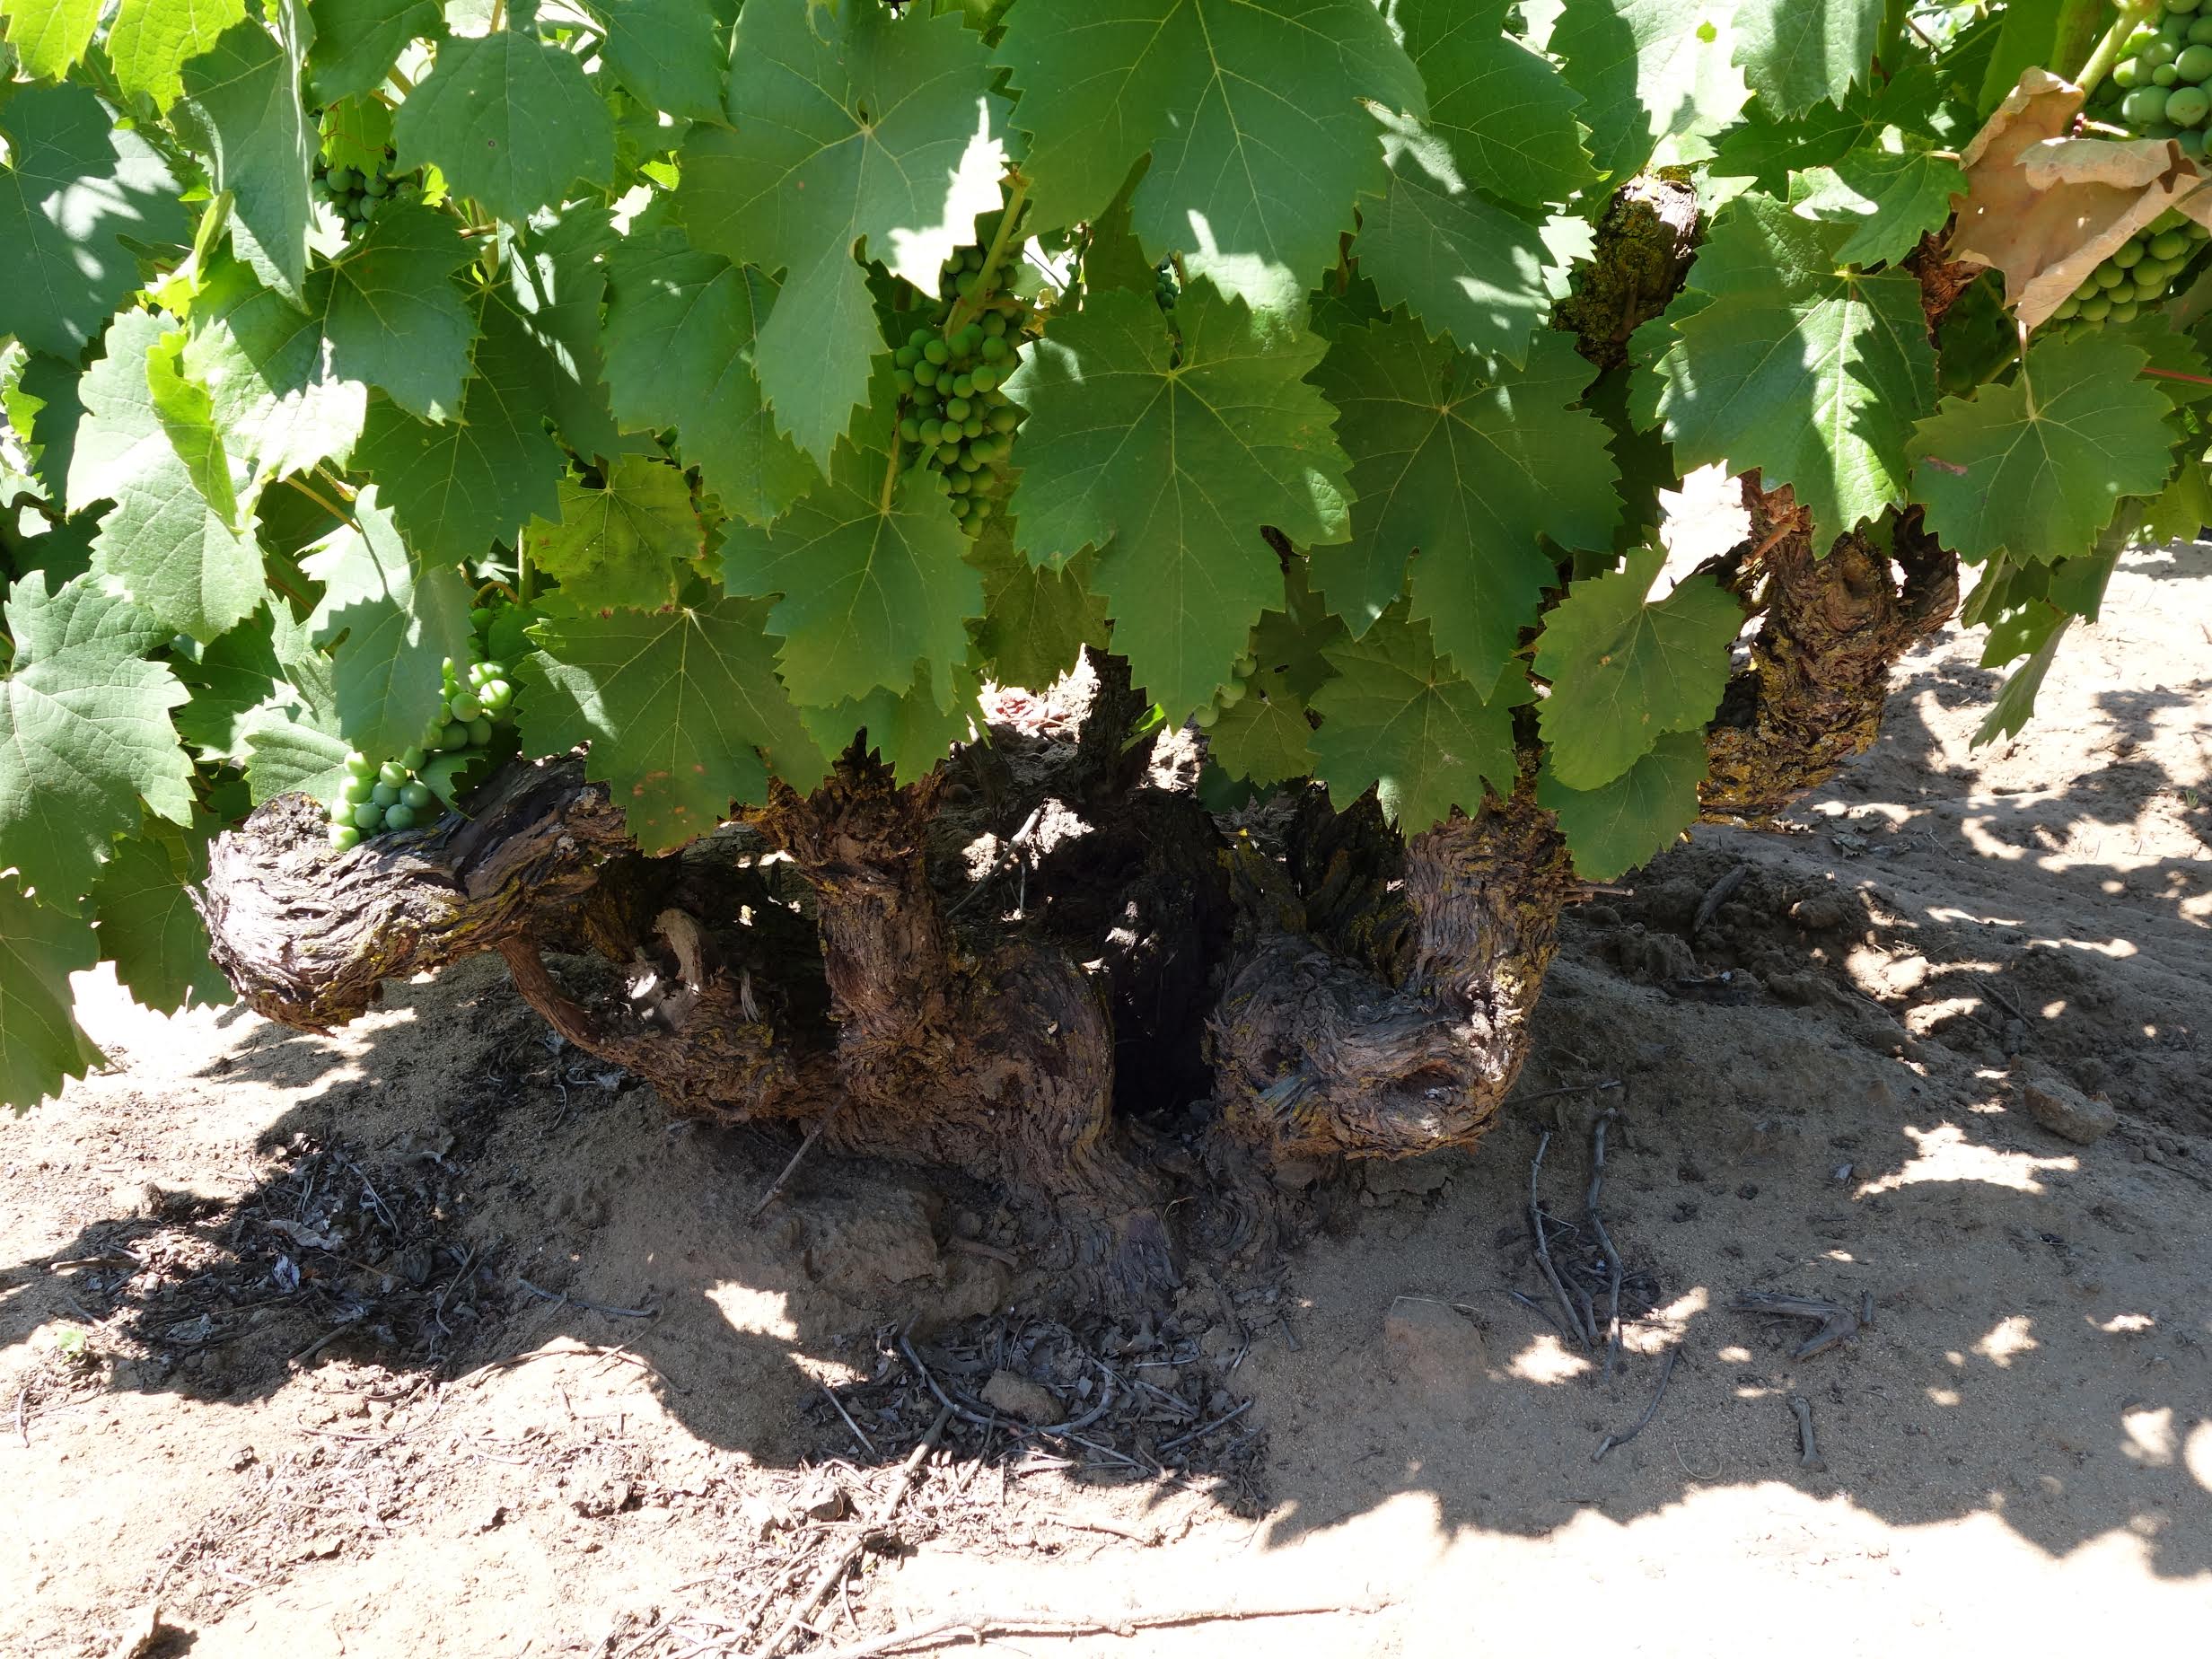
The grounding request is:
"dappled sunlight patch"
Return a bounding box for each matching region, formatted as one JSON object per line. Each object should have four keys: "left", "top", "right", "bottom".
{"left": 1506, "top": 1331, "right": 1591, "bottom": 1384}
{"left": 2121, "top": 1405, "right": 2177, "bottom": 1469}
{"left": 2096, "top": 1312, "right": 2158, "bottom": 1335}
{"left": 1855, "top": 1122, "right": 2076, "bottom": 1197}
{"left": 1973, "top": 1315, "right": 2038, "bottom": 1369}
{"left": 707, "top": 1282, "right": 797, "bottom": 1342}
{"left": 2186, "top": 1422, "right": 2212, "bottom": 1494}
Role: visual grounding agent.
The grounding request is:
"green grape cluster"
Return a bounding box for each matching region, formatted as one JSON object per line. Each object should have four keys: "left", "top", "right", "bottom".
{"left": 2046, "top": 211, "right": 2210, "bottom": 333}
{"left": 324, "top": 604, "right": 520, "bottom": 850}
{"left": 1190, "top": 651, "right": 1259, "bottom": 729}
{"left": 2094, "top": 0, "right": 2212, "bottom": 157}
{"left": 311, "top": 145, "right": 423, "bottom": 234}
{"left": 890, "top": 212, "right": 1031, "bottom": 535}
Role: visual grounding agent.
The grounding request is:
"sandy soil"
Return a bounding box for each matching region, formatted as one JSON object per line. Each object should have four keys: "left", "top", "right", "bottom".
{"left": 4, "top": 519, "right": 2209, "bottom": 1658}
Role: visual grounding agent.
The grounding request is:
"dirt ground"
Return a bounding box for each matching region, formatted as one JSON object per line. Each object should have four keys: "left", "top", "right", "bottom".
{"left": 5, "top": 502, "right": 2210, "bottom": 1658}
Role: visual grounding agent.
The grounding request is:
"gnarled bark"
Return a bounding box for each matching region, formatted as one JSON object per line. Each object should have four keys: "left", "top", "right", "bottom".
{"left": 1209, "top": 788, "right": 1576, "bottom": 1163}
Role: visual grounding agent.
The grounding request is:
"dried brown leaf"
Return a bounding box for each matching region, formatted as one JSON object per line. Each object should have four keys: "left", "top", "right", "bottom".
{"left": 1949, "top": 68, "right": 2212, "bottom": 329}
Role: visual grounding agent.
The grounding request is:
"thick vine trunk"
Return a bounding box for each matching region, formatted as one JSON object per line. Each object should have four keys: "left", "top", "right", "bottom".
{"left": 1699, "top": 480, "right": 1961, "bottom": 820}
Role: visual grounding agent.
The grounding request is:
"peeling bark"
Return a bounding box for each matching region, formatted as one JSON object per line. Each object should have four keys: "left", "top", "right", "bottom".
{"left": 1554, "top": 175, "right": 1703, "bottom": 368}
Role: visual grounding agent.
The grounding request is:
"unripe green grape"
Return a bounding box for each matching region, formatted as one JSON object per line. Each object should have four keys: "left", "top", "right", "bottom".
{"left": 2117, "top": 57, "right": 2146, "bottom": 89}
{"left": 923, "top": 338, "right": 950, "bottom": 365}
{"left": 954, "top": 272, "right": 977, "bottom": 297}
{"left": 915, "top": 359, "right": 940, "bottom": 388}
{"left": 895, "top": 345, "right": 920, "bottom": 369}
{"left": 400, "top": 745, "right": 426, "bottom": 772}
{"left": 900, "top": 416, "right": 921, "bottom": 443}
{"left": 2110, "top": 297, "right": 2143, "bottom": 321}
{"left": 376, "top": 759, "right": 407, "bottom": 787}
{"left": 329, "top": 824, "right": 362, "bottom": 851}
{"left": 982, "top": 312, "right": 1007, "bottom": 337}
{"left": 2173, "top": 0, "right": 2203, "bottom": 14}
{"left": 329, "top": 165, "right": 358, "bottom": 192}
{"left": 935, "top": 441, "right": 961, "bottom": 464}
{"left": 2051, "top": 296, "right": 2081, "bottom": 322}
{"left": 364, "top": 171, "right": 390, "bottom": 198}
{"left": 345, "top": 750, "right": 377, "bottom": 779}
{"left": 450, "top": 691, "right": 483, "bottom": 721}
{"left": 470, "top": 605, "right": 493, "bottom": 631}
{"left": 980, "top": 334, "right": 1008, "bottom": 362}
{"left": 2079, "top": 293, "right": 2114, "bottom": 320}
{"left": 962, "top": 416, "right": 985, "bottom": 437}
{"left": 2125, "top": 85, "right": 2173, "bottom": 122}
{"left": 2114, "top": 237, "right": 2146, "bottom": 267}
{"left": 383, "top": 804, "right": 417, "bottom": 832}
{"left": 468, "top": 717, "right": 494, "bottom": 747}
{"left": 399, "top": 781, "right": 433, "bottom": 811}
{"left": 988, "top": 406, "right": 1020, "bottom": 433}
{"left": 957, "top": 449, "right": 983, "bottom": 472}
{"left": 2153, "top": 227, "right": 2191, "bottom": 259}
{"left": 946, "top": 470, "right": 972, "bottom": 494}
{"left": 372, "top": 781, "right": 400, "bottom": 808}
{"left": 2133, "top": 274, "right": 2168, "bottom": 301}
{"left": 908, "top": 327, "right": 935, "bottom": 352}
{"left": 2095, "top": 261, "right": 2129, "bottom": 288}
{"left": 918, "top": 417, "right": 943, "bottom": 444}
{"left": 894, "top": 368, "right": 917, "bottom": 394}
{"left": 353, "top": 802, "right": 385, "bottom": 831}
{"left": 2187, "top": 129, "right": 2210, "bottom": 155}
{"left": 481, "top": 680, "right": 513, "bottom": 711}
{"left": 945, "top": 396, "right": 972, "bottom": 422}
{"left": 437, "top": 722, "right": 467, "bottom": 750}
{"left": 341, "top": 775, "right": 376, "bottom": 805}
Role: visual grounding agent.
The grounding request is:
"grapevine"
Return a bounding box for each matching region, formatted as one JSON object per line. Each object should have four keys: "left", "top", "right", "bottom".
{"left": 0, "top": 0, "right": 2199, "bottom": 1140}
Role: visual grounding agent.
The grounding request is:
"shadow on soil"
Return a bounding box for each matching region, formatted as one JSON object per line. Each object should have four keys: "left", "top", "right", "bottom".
{"left": 4, "top": 566, "right": 2209, "bottom": 1604}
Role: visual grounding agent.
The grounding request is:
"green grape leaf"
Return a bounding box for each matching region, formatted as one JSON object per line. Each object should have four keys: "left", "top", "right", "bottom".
{"left": 996, "top": 0, "right": 1425, "bottom": 314}
{"left": 145, "top": 325, "right": 241, "bottom": 531}
{"left": 1395, "top": 0, "right": 1594, "bottom": 207}
{"left": 1648, "top": 190, "right": 1936, "bottom": 542}
{"left": 319, "top": 92, "right": 393, "bottom": 175}
{"left": 522, "top": 456, "right": 700, "bottom": 612}
{"left": 1250, "top": 561, "right": 1349, "bottom": 700}
{"left": 1360, "top": 127, "right": 1555, "bottom": 366}
{"left": 177, "top": 4, "right": 319, "bottom": 307}
{"left": 1308, "top": 602, "right": 1516, "bottom": 833}
{"left": 6, "top": 350, "right": 84, "bottom": 504}
{"left": 5, "top": 569, "right": 171, "bottom": 664}
{"left": 1909, "top": 336, "right": 2176, "bottom": 566}
{"left": 1208, "top": 688, "right": 1316, "bottom": 786}
{"left": 1533, "top": 545, "right": 1741, "bottom": 789}
{"left": 1549, "top": 0, "right": 1751, "bottom": 181}
{"left": 241, "top": 701, "right": 351, "bottom": 804}
{"left": 1006, "top": 283, "right": 1351, "bottom": 720}
{"left": 1311, "top": 319, "right": 1611, "bottom": 682}
{"left": 1539, "top": 727, "right": 1705, "bottom": 880}
{"left": 0, "top": 872, "right": 102, "bottom": 1113}
{"left": 0, "top": 84, "right": 189, "bottom": 359}
{"left": 677, "top": 0, "right": 1003, "bottom": 463}
{"left": 304, "top": 0, "right": 439, "bottom": 102}
{"left": 601, "top": 233, "right": 821, "bottom": 527}
{"left": 174, "top": 601, "right": 303, "bottom": 760}
{"left": 518, "top": 595, "right": 825, "bottom": 854}
{"left": 110, "top": 0, "right": 249, "bottom": 109}
{"left": 1972, "top": 613, "right": 2072, "bottom": 749}
{"left": 715, "top": 447, "right": 982, "bottom": 709}
{"left": 798, "top": 660, "right": 979, "bottom": 786}
{"left": 180, "top": 210, "right": 478, "bottom": 492}
{"left": 66, "top": 310, "right": 264, "bottom": 643}
{"left": 594, "top": 0, "right": 725, "bottom": 120}
{"left": 351, "top": 294, "right": 565, "bottom": 568}
{"left": 0, "top": 0, "right": 99, "bottom": 80}
{"left": 498, "top": 209, "right": 619, "bottom": 465}
{"left": 0, "top": 571, "right": 197, "bottom": 909}
{"left": 1790, "top": 128, "right": 1967, "bottom": 269}
{"left": 184, "top": 256, "right": 366, "bottom": 489}
{"left": 91, "top": 814, "right": 232, "bottom": 1014}
{"left": 392, "top": 28, "right": 613, "bottom": 226}
{"left": 2144, "top": 448, "right": 2212, "bottom": 544}
{"left": 968, "top": 526, "right": 1109, "bottom": 692}
{"left": 320, "top": 204, "right": 480, "bottom": 422}
{"left": 1358, "top": 0, "right": 1589, "bottom": 360}
{"left": 1731, "top": 0, "right": 1883, "bottom": 119}
{"left": 303, "top": 485, "right": 475, "bottom": 759}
